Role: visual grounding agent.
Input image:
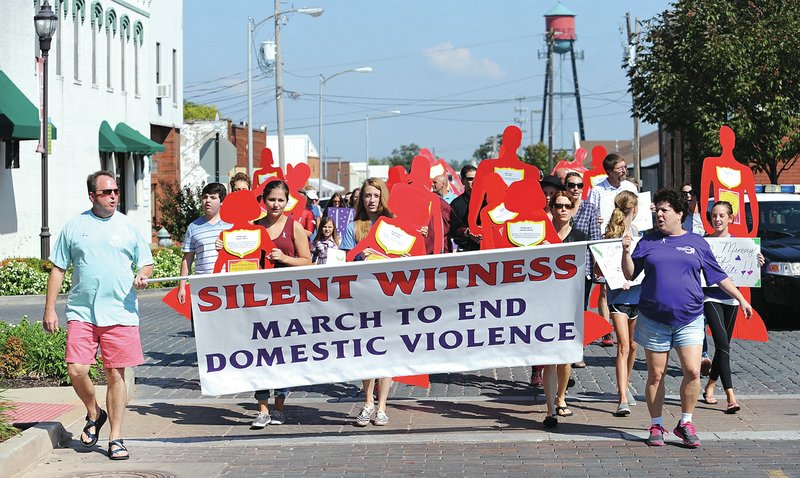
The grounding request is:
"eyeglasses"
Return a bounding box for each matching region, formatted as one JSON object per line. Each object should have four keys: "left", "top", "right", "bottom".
{"left": 553, "top": 203, "right": 574, "bottom": 210}
{"left": 94, "top": 188, "right": 120, "bottom": 196}
{"left": 566, "top": 182, "right": 584, "bottom": 189}
{"left": 464, "top": 176, "right": 476, "bottom": 182}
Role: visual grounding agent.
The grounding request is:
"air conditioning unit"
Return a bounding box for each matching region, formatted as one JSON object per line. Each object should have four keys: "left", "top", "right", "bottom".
{"left": 156, "top": 84, "right": 171, "bottom": 99}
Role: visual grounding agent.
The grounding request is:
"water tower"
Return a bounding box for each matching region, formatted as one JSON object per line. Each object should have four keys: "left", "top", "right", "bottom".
{"left": 539, "top": 3, "right": 585, "bottom": 167}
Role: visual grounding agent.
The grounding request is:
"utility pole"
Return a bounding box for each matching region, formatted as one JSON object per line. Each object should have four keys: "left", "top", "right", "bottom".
{"left": 627, "top": 11, "right": 641, "bottom": 184}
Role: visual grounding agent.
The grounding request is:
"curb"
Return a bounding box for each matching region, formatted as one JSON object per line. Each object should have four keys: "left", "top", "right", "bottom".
{"left": 0, "top": 367, "right": 135, "bottom": 478}
{"left": 0, "top": 421, "right": 69, "bottom": 478}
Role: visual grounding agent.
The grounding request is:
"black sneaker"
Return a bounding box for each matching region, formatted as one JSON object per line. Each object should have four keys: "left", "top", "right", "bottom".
{"left": 673, "top": 421, "right": 701, "bottom": 448}
{"left": 645, "top": 424, "right": 667, "bottom": 446}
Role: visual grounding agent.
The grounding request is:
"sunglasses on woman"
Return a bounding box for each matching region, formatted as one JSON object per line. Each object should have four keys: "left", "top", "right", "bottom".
{"left": 553, "top": 202, "right": 574, "bottom": 210}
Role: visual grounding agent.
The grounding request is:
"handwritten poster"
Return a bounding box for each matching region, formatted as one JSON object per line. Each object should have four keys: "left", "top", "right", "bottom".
{"left": 703, "top": 237, "right": 761, "bottom": 287}
{"left": 590, "top": 239, "right": 644, "bottom": 290}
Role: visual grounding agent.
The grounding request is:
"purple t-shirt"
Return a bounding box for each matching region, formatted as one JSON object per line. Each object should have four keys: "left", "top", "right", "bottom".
{"left": 631, "top": 231, "right": 728, "bottom": 327}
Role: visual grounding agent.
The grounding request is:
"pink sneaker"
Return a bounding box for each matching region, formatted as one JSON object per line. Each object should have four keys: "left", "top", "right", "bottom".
{"left": 673, "top": 421, "right": 701, "bottom": 448}
{"left": 646, "top": 424, "right": 667, "bottom": 446}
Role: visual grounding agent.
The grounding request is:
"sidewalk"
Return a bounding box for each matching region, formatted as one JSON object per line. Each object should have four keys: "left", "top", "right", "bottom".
{"left": 6, "top": 387, "right": 800, "bottom": 477}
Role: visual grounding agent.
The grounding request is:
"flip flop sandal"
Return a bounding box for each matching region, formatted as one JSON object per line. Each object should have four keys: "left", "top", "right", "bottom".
{"left": 725, "top": 402, "right": 741, "bottom": 414}
{"left": 80, "top": 408, "right": 107, "bottom": 447}
{"left": 555, "top": 405, "right": 574, "bottom": 417}
{"left": 702, "top": 393, "right": 718, "bottom": 405}
{"left": 108, "top": 439, "right": 130, "bottom": 461}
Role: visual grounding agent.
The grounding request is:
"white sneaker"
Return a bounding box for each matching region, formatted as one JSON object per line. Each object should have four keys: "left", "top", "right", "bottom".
{"left": 251, "top": 412, "right": 270, "bottom": 428}
{"left": 373, "top": 410, "right": 389, "bottom": 426}
{"left": 269, "top": 410, "right": 285, "bottom": 425}
{"left": 355, "top": 405, "right": 374, "bottom": 427}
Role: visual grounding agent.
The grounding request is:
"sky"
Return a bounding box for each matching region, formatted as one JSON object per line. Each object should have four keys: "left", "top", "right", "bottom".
{"left": 184, "top": 0, "right": 674, "bottom": 166}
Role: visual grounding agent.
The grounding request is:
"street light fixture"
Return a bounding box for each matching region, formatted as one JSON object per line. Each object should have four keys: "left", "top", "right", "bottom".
{"left": 34, "top": 0, "right": 58, "bottom": 260}
{"left": 365, "top": 110, "right": 400, "bottom": 180}
{"left": 247, "top": 5, "right": 323, "bottom": 176}
{"left": 318, "top": 67, "right": 372, "bottom": 195}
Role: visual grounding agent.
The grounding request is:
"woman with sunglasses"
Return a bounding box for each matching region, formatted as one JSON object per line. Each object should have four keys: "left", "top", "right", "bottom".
{"left": 564, "top": 171, "right": 602, "bottom": 366}
{"left": 323, "top": 192, "right": 344, "bottom": 217}
{"left": 702, "top": 200, "right": 764, "bottom": 413}
{"left": 542, "top": 191, "right": 587, "bottom": 427}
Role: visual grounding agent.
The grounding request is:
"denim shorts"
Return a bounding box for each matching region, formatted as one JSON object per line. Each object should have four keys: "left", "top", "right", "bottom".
{"left": 254, "top": 389, "right": 288, "bottom": 401}
{"left": 633, "top": 312, "right": 705, "bottom": 352}
{"left": 610, "top": 303, "right": 639, "bottom": 320}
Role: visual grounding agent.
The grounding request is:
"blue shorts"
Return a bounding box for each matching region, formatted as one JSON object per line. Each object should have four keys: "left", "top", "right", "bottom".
{"left": 633, "top": 313, "right": 705, "bottom": 352}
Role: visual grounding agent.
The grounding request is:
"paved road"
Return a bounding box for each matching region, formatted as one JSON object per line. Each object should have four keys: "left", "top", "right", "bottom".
{"left": 5, "top": 291, "right": 800, "bottom": 477}
{"left": 4, "top": 291, "right": 799, "bottom": 402}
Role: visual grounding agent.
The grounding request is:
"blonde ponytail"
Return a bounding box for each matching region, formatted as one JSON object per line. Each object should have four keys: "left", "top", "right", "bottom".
{"left": 604, "top": 190, "right": 638, "bottom": 239}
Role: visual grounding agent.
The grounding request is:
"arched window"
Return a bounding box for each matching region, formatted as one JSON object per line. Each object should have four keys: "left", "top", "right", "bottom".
{"left": 105, "top": 8, "right": 116, "bottom": 89}
{"left": 90, "top": 1, "right": 103, "bottom": 86}
{"left": 133, "top": 21, "right": 143, "bottom": 96}
{"left": 72, "top": 0, "right": 86, "bottom": 82}
{"left": 54, "top": 0, "right": 68, "bottom": 76}
{"left": 119, "top": 15, "right": 130, "bottom": 92}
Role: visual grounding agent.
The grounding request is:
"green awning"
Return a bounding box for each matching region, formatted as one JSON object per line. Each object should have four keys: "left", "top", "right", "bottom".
{"left": 114, "top": 122, "right": 166, "bottom": 155}
{"left": 99, "top": 121, "right": 127, "bottom": 152}
{"left": 0, "top": 70, "right": 40, "bottom": 140}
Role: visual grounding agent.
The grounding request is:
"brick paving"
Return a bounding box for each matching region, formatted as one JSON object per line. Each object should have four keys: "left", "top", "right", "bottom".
{"left": 4, "top": 291, "right": 800, "bottom": 477}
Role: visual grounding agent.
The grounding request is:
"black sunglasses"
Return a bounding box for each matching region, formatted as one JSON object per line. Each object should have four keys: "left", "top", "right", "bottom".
{"left": 553, "top": 203, "right": 574, "bottom": 210}
{"left": 94, "top": 188, "right": 120, "bottom": 196}
{"left": 566, "top": 182, "right": 584, "bottom": 189}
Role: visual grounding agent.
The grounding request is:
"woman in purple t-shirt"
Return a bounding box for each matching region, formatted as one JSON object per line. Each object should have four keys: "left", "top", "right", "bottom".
{"left": 621, "top": 188, "right": 752, "bottom": 448}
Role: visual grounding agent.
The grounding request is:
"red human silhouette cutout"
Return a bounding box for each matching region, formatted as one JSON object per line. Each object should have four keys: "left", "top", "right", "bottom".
{"left": 699, "top": 127, "right": 766, "bottom": 341}
{"left": 386, "top": 165, "right": 409, "bottom": 192}
{"left": 582, "top": 145, "right": 608, "bottom": 200}
{"left": 552, "top": 148, "right": 589, "bottom": 175}
{"left": 468, "top": 125, "right": 541, "bottom": 236}
{"left": 252, "top": 147, "right": 284, "bottom": 189}
{"left": 406, "top": 156, "right": 445, "bottom": 255}
{"left": 282, "top": 163, "right": 312, "bottom": 217}
{"left": 477, "top": 172, "right": 515, "bottom": 250}
{"left": 212, "top": 190, "right": 276, "bottom": 273}
{"left": 489, "top": 177, "right": 560, "bottom": 249}
{"left": 420, "top": 148, "right": 464, "bottom": 196}
{"left": 346, "top": 186, "right": 428, "bottom": 261}
{"left": 700, "top": 126, "right": 759, "bottom": 237}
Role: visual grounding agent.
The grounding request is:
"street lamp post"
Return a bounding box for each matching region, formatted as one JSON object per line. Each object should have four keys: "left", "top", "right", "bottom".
{"left": 365, "top": 110, "right": 400, "bottom": 180}
{"left": 34, "top": 0, "right": 58, "bottom": 261}
{"left": 247, "top": 6, "right": 322, "bottom": 176}
{"left": 318, "top": 67, "right": 372, "bottom": 195}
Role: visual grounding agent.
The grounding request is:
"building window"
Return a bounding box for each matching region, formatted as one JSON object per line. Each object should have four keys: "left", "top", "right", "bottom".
{"left": 105, "top": 9, "right": 116, "bottom": 90}
{"left": 133, "top": 21, "right": 143, "bottom": 96}
{"left": 73, "top": 0, "right": 85, "bottom": 82}
{"left": 119, "top": 15, "right": 129, "bottom": 92}
{"left": 172, "top": 49, "right": 178, "bottom": 106}
{"left": 55, "top": 0, "right": 65, "bottom": 76}
{"left": 90, "top": 1, "right": 102, "bottom": 86}
{"left": 155, "top": 42, "right": 161, "bottom": 85}
{"left": 3, "top": 140, "right": 21, "bottom": 169}
{"left": 114, "top": 153, "right": 128, "bottom": 213}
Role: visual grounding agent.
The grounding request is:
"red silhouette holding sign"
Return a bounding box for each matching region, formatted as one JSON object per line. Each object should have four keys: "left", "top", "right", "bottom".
{"left": 581, "top": 145, "right": 608, "bottom": 200}
{"left": 407, "top": 156, "right": 445, "bottom": 255}
{"left": 346, "top": 186, "right": 428, "bottom": 262}
{"left": 213, "top": 190, "right": 276, "bottom": 274}
{"left": 477, "top": 172, "right": 515, "bottom": 250}
{"left": 420, "top": 148, "right": 465, "bottom": 196}
{"left": 490, "top": 177, "right": 560, "bottom": 249}
{"left": 253, "top": 162, "right": 312, "bottom": 219}
{"left": 251, "top": 148, "right": 284, "bottom": 190}
{"left": 468, "top": 126, "right": 541, "bottom": 237}
{"left": 700, "top": 126, "right": 766, "bottom": 342}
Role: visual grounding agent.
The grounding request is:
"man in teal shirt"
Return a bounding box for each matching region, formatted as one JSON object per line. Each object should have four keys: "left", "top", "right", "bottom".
{"left": 43, "top": 170, "right": 153, "bottom": 461}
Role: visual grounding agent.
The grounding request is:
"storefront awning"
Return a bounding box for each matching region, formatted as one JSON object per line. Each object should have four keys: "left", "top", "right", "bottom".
{"left": 99, "top": 121, "right": 127, "bottom": 152}
{"left": 0, "top": 70, "right": 41, "bottom": 140}
{"left": 114, "top": 122, "right": 165, "bottom": 155}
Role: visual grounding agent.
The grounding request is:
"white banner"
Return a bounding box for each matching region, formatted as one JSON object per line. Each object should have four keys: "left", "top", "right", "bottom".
{"left": 189, "top": 244, "right": 586, "bottom": 396}
{"left": 703, "top": 237, "right": 762, "bottom": 287}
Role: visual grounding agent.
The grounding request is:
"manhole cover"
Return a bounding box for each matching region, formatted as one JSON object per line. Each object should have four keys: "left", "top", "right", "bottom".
{"left": 65, "top": 473, "right": 175, "bottom": 478}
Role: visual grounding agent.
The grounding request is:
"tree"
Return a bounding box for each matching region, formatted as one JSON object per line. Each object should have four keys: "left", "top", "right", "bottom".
{"left": 630, "top": 0, "right": 800, "bottom": 183}
{"left": 156, "top": 180, "right": 204, "bottom": 242}
{"left": 184, "top": 101, "right": 220, "bottom": 121}
{"left": 473, "top": 135, "right": 502, "bottom": 162}
{"left": 384, "top": 143, "right": 421, "bottom": 170}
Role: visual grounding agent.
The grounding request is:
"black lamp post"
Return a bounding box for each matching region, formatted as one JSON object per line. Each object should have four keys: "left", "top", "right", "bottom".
{"left": 34, "top": 0, "right": 58, "bottom": 260}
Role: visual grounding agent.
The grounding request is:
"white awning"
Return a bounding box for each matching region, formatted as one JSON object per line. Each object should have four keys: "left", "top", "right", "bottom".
{"left": 307, "top": 178, "right": 346, "bottom": 196}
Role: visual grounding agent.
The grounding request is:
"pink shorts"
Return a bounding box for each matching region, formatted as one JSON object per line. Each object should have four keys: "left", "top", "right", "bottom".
{"left": 66, "top": 321, "right": 144, "bottom": 368}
